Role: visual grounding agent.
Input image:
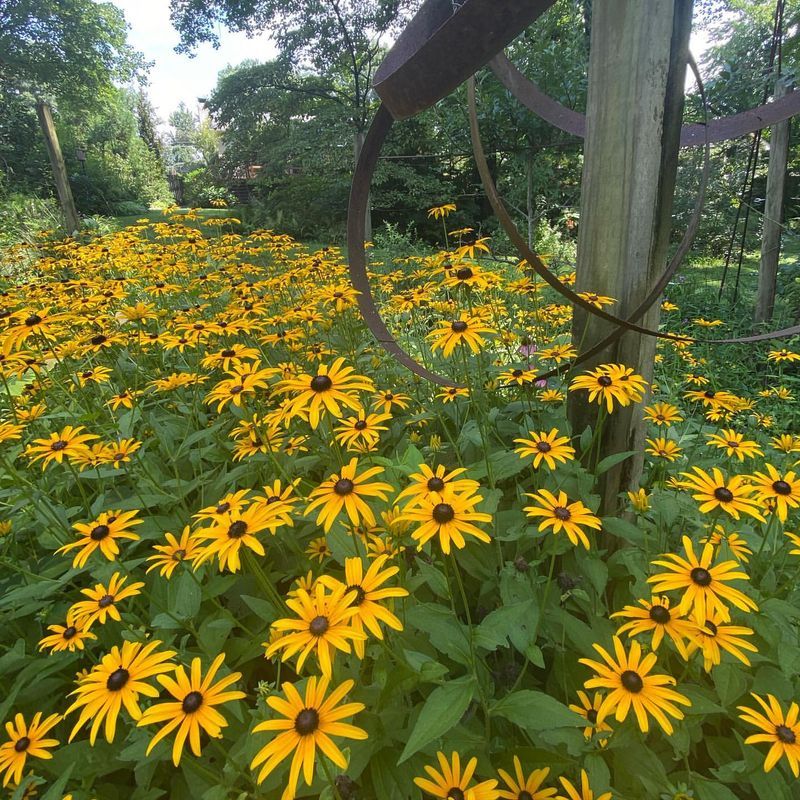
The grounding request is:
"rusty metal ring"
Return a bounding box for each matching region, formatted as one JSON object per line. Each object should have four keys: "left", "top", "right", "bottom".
{"left": 489, "top": 52, "right": 800, "bottom": 149}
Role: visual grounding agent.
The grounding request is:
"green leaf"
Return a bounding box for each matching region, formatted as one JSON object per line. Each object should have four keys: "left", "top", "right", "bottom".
{"left": 712, "top": 663, "right": 747, "bottom": 707}
{"left": 490, "top": 690, "right": 583, "bottom": 731}
{"left": 397, "top": 676, "right": 476, "bottom": 763}
{"left": 694, "top": 778, "right": 740, "bottom": 800}
{"left": 601, "top": 516, "right": 644, "bottom": 544}
{"left": 475, "top": 600, "right": 538, "bottom": 654}
{"left": 595, "top": 450, "right": 636, "bottom": 475}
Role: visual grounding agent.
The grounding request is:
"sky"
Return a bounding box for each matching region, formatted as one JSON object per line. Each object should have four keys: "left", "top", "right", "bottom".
{"left": 113, "top": 0, "right": 277, "bottom": 127}
{"left": 114, "top": 0, "right": 716, "bottom": 131}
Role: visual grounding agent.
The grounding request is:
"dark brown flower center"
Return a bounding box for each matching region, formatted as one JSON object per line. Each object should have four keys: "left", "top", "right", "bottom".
{"left": 221, "top": 349, "right": 236, "bottom": 358}
{"left": 228, "top": 520, "right": 248, "bottom": 538}
{"left": 216, "top": 502, "right": 231, "bottom": 514}
{"left": 447, "top": 789, "right": 465, "bottom": 800}
{"left": 354, "top": 420, "right": 367, "bottom": 430}
{"left": 98, "top": 594, "right": 115, "bottom": 608}
{"left": 63, "top": 626, "right": 77, "bottom": 639}
{"left": 309, "top": 615, "right": 329, "bottom": 637}
{"left": 14, "top": 736, "right": 30, "bottom": 752}
{"left": 773, "top": 480, "right": 792, "bottom": 496}
{"left": 106, "top": 667, "right": 129, "bottom": 691}
{"left": 91, "top": 524, "right": 110, "bottom": 541}
{"left": 25, "top": 314, "right": 42, "bottom": 327}
{"left": 230, "top": 385, "right": 243, "bottom": 394}
{"left": 451, "top": 320, "right": 468, "bottom": 333}
{"left": 519, "top": 792, "right": 534, "bottom": 800}
{"left": 310, "top": 375, "right": 332, "bottom": 392}
{"left": 553, "top": 506, "right": 571, "bottom": 521}
{"left": 690, "top": 567, "right": 712, "bottom": 586}
{"left": 598, "top": 375, "right": 612, "bottom": 387}
{"left": 432, "top": 503, "right": 455, "bottom": 524}
{"left": 182, "top": 691, "right": 203, "bottom": 713}
{"left": 621, "top": 670, "right": 644, "bottom": 693}
{"left": 512, "top": 369, "right": 523, "bottom": 377}
{"left": 703, "top": 621, "right": 718, "bottom": 636}
{"left": 649, "top": 604, "right": 671, "bottom": 624}
{"left": 294, "top": 708, "right": 319, "bottom": 735}
{"left": 334, "top": 478, "right": 354, "bottom": 495}
{"left": 456, "top": 267, "right": 473, "bottom": 280}
{"left": 536, "top": 441, "right": 552, "bottom": 453}
{"left": 91, "top": 334, "right": 107, "bottom": 345}
{"left": 586, "top": 708, "right": 598, "bottom": 723}
{"left": 51, "top": 440, "right": 67, "bottom": 451}
{"left": 713, "top": 487, "right": 734, "bottom": 503}
{"left": 346, "top": 584, "right": 367, "bottom": 605}
{"left": 776, "top": 724, "right": 797, "bottom": 744}
{"left": 427, "top": 477, "right": 445, "bottom": 492}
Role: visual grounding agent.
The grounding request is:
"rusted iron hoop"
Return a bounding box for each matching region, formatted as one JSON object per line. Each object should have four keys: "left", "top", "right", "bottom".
{"left": 489, "top": 52, "right": 800, "bottom": 148}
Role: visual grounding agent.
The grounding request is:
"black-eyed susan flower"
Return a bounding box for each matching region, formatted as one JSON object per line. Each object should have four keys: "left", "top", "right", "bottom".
{"left": 398, "top": 489, "right": 492, "bottom": 554}
{"left": 56, "top": 509, "right": 142, "bottom": 568}
{"left": 645, "top": 437, "right": 682, "bottom": 462}
{"left": 250, "top": 676, "right": 366, "bottom": 797}
{"left": 138, "top": 654, "right": 245, "bottom": 765}
{"left": 414, "top": 751, "right": 499, "bottom": 800}
{"left": 319, "top": 555, "right": 408, "bottom": 658}
{"left": 569, "top": 691, "right": 612, "bottom": 743}
{"left": 610, "top": 596, "right": 692, "bottom": 656}
{"left": 25, "top": 426, "right": 98, "bottom": 468}
{"left": 428, "top": 315, "right": 496, "bottom": 358}
{"left": 700, "top": 524, "right": 752, "bottom": 563}
{"left": 305, "top": 458, "right": 393, "bottom": 534}
{"left": 333, "top": 411, "right": 391, "bottom": 450}
{"left": 0, "top": 712, "right": 60, "bottom": 788}
{"left": 305, "top": 536, "right": 331, "bottom": 562}
{"left": 497, "top": 756, "right": 556, "bottom": 799}
{"left": 706, "top": 429, "right": 763, "bottom": 461}
{"left": 436, "top": 385, "right": 469, "bottom": 403}
{"left": 627, "top": 488, "right": 650, "bottom": 513}
{"left": 395, "top": 463, "right": 479, "bottom": 510}
{"left": 204, "top": 362, "right": 275, "bottom": 411}
{"left": 69, "top": 572, "right": 144, "bottom": 629}
{"left": 771, "top": 434, "right": 800, "bottom": 453}
{"left": 679, "top": 467, "right": 765, "bottom": 522}
{"left": 38, "top": 613, "right": 96, "bottom": 653}
{"left": 275, "top": 357, "right": 373, "bottom": 429}
{"left": 266, "top": 582, "right": 364, "bottom": 677}
{"left": 738, "top": 694, "right": 800, "bottom": 776}
{"left": 569, "top": 365, "right": 634, "bottom": 413}
{"left": 749, "top": 465, "right": 800, "bottom": 522}
{"left": 193, "top": 489, "right": 252, "bottom": 523}
{"left": 146, "top": 526, "right": 202, "bottom": 578}
{"left": 648, "top": 535, "right": 758, "bottom": 623}
{"left": 539, "top": 388, "right": 565, "bottom": 403}
{"left": 579, "top": 636, "right": 691, "bottom": 734}
{"left": 523, "top": 490, "right": 601, "bottom": 550}
{"left": 192, "top": 502, "right": 283, "bottom": 572}
{"left": 685, "top": 611, "right": 757, "bottom": 672}
{"left": 768, "top": 349, "right": 800, "bottom": 363}
{"left": 371, "top": 389, "right": 410, "bottom": 414}
{"left": 538, "top": 343, "right": 577, "bottom": 363}
{"left": 66, "top": 640, "right": 175, "bottom": 744}
{"left": 514, "top": 429, "right": 575, "bottom": 470}
{"left": 556, "top": 770, "right": 612, "bottom": 800}
{"left": 644, "top": 402, "right": 683, "bottom": 426}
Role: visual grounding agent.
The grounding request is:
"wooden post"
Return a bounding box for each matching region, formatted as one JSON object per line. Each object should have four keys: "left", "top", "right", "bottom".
{"left": 568, "top": 0, "right": 693, "bottom": 513}
{"left": 35, "top": 100, "right": 81, "bottom": 234}
{"left": 755, "top": 76, "right": 792, "bottom": 325}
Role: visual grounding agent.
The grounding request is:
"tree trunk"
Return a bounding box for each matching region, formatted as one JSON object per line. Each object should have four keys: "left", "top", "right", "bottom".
{"left": 354, "top": 130, "right": 372, "bottom": 242}
{"left": 36, "top": 100, "right": 81, "bottom": 234}
{"left": 755, "top": 76, "right": 792, "bottom": 325}
{"left": 568, "top": 0, "right": 693, "bottom": 514}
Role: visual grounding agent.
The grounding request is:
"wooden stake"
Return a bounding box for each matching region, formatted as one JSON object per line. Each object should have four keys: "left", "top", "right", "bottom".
{"left": 35, "top": 100, "right": 81, "bottom": 234}
{"left": 755, "top": 76, "right": 792, "bottom": 325}
{"left": 568, "top": 0, "right": 694, "bottom": 513}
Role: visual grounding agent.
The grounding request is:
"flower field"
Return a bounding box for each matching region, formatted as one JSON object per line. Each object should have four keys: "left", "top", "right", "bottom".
{"left": 1, "top": 208, "right": 799, "bottom": 800}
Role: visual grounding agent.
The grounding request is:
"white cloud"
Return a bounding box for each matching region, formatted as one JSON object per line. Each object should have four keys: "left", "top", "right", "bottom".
{"left": 111, "top": 0, "right": 277, "bottom": 127}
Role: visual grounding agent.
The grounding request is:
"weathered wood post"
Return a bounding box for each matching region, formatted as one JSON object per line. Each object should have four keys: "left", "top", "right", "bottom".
{"left": 568, "top": 0, "right": 694, "bottom": 513}
{"left": 755, "top": 75, "right": 793, "bottom": 325}
{"left": 35, "top": 100, "right": 81, "bottom": 234}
